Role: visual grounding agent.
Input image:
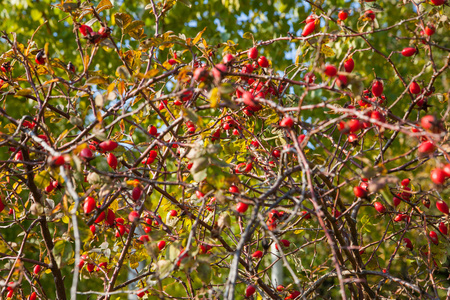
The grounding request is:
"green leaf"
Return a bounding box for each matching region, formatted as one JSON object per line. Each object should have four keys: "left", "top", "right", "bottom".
{"left": 178, "top": 0, "right": 192, "bottom": 7}
{"left": 196, "top": 262, "right": 211, "bottom": 282}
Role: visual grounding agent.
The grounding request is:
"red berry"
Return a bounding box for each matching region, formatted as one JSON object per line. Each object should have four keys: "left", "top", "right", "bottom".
{"left": 137, "top": 289, "right": 146, "bottom": 298}
{"left": 80, "top": 148, "right": 93, "bottom": 159}
{"left": 245, "top": 285, "right": 256, "bottom": 297}
{"left": 353, "top": 186, "right": 368, "bottom": 198}
{"left": 372, "top": 80, "right": 383, "bottom": 97}
{"left": 431, "top": 168, "right": 446, "bottom": 185}
{"left": 83, "top": 196, "right": 96, "bottom": 214}
{"left": 401, "top": 178, "right": 410, "bottom": 186}
{"left": 324, "top": 65, "right": 337, "bottom": 77}
{"left": 436, "top": 200, "right": 449, "bottom": 215}
{"left": 420, "top": 115, "right": 441, "bottom": 133}
{"left": 148, "top": 125, "right": 157, "bottom": 136}
{"left": 236, "top": 202, "right": 249, "bottom": 213}
{"left": 79, "top": 24, "right": 93, "bottom": 37}
{"left": 35, "top": 50, "right": 45, "bottom": 65}
{"left": 280, "top": 239, "right": 290, "bottom": 247}
{"left": 302, "top": 21, "right": 316, "bottom": 37}
{"left": 394, "top": 214, "right": 405, "bottom": 222}
{"left": 429, "top": 231, "right": 439, "bottom": 245}
{"left": 128, "top": 211, "right": 140, "bottom": 223}
{"left": 373, "top": 202, "right": 386, "bottom": 213}
{"left": 212, "top": 64, "right": 227, "bottom": 81}
{"left": 157, "top": 240, "right": 166, "bottom": 250}
{"left": 169, "top": 210, "right": 178, "bottom": 217}
{"left": 15, "top": 151, "right": 23, "bottom": 161}
{"left": 89, "top": 224, "right": 96, "bottom": 235}
{"left": 99, "top": 140, "right": 118, "bottom": 152}
{"left": 105, "top": 209, "right": 115, "bottom": 226}
{"left": 401, "top": 47, "right": 417, "bottom": 57}
{"left": 29, "top": 292, "right": 37, "bottom": 300}
{"left": 276, "top": 285, "right": 284, "bottom": 291}
{"left": 252, "top": 250, "right": 263, "bottom": 259}
{"left": 425, "top": 25, "right": 436, "bottom": 36}
{"left": 196, "top": 190, "right": 205, "bottom": 199}
{"left": 33, "top": 265, "right": 41, "bottom": 274}
{"left": 272, "top": 149, "right": 281, "bottom": 158}
{"left": 301, "top": 210, "right": 311, "bottom": 219}
{"left": 418, "top": 141, "right": 435, "bottom": 154}
{"left": 430, "top": 0, "right": 445, "bottom": 5}
{"left": 347, "top": 119, "right": 361, "bottom": 133}
{"left": 344, "top": 58, "right": 354, "bottom": 72}
{"left": 403, "top": 238, "right": 413, "bottom": 250}
{"left": 280, "top": 117, "right": 294, "bottom": 128}
{"left": 229, "top": 185, "right": 240, "bottom": 193}
{"left": 248, "top": 47, "right": 258, "bottom": 60}
{"left": 338, "top": 10, "right": 348, "bottom": 21}
{"left": 347, "top": 134, "right": 358, "bottom": 143}
{"left": 393, "top": 195, "right": 402, "bottom": 207}
{"left": 443, "top": 164, "right": 450, "bottom": 178}
{"left": 223, "top": 53, "right": 234, "bottom": 64}
{"left": 304, "top": 72, "right": 316, "bottom": 83}
{"left": 98, "top": 26, "right": 110, "bottom": 38}
{"left": 94, "top": 209, "right": 106, "bottom": 224}
{"left": 364, "top": 10, "right": 375, "bottom": 21}
{"left": 139, "top": 235, "right": 150, "bottom": 243}
{"left": 409, "top": 81, "right": 421, "bottom": 94}
{"left": 193, "top": 67, "right": 209, "bottom": 82}
{"left": 439, "top": 222, "right": 448, "bottom": 235}
{"left": 258, "top": 56, "right": 269, "bottom": 68}
{"left": 107, "top": 153, "right": 118, "bottom": 170}
{"left": 115, "top": 224, "right": 126, "bottom": 237}
{"left": 132, "top": 186, "right": 142, "bottom": 201}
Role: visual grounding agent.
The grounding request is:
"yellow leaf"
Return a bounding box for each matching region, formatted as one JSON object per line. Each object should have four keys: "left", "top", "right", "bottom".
{"left": 209, "top": 87, "right": 220, "bottom": 108}
{"left": 193, "top": 27, "right": 207, "bottom": 45}
{"left": 320, "top": 44, "right": 335, "bottom": 57}
{"left": 96, "top": 0, "right": 113, "bottom": 13}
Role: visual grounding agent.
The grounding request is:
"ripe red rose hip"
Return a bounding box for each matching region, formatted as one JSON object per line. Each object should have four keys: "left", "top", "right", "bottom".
{"left": 401, "top": 47, "right": 417, "bottom": 57}
{"left": 371, "top": 80, "right": 383, "bottom": 97}
{"left": 431, "top": 168, "right": 446, "bottom": 185}
{"left": 280, "top": 116, "right": 294, "bottom": 128}
{"left": 324, "top": 65, "right": 337, "bottom": 77}
{"left": 245, "top": 285, "right": 256, "bottom": 297}
{"left": 107, "top": 153, "right": 118, "bottom": 170}
{"left": 236, "top": 202, "right": 249, "bottom": 213}
{"left": 248, "top": 47, "right": 258, "bottom": 60}
{"left": 403, "top": 238, "right": 413, "bottom": 250}
{"left": 344, "top": 58, "right": 354, "bottom": 72}
{"left": 258, "top": 56, "right": 269, "bottom": 68}
{"left": 429, "top": 231, "right": 439, "bottom": 245}
{"left": 99, "top": 140, "right": 118, "bottom": 152}
{"left": 33, "top": 265, "right": 41, "bottom": 274}
{"left": 374, "top": 202, "right": 386, "bottom": 213}
{"left": 83, "top": 196, "right": 96, "bottom": 214}
{"left": 436, "top": 200, "right": 449, "bottom": 215}
{"left": 157, "top": 240, "right": 166, "bottom": 250}
{"left": 409, "top": 81, "right": 421, "bottom": 94}
{"left": 353, "top": 186, "right": 368, "bottom": 198}
{"left": 439, "top": 222, "right": 448, "bottom": 235}
{"left": 338, "top": 10, "right": 348, "bottom": 21}
{"left": 252, "top": 250, "right": 263, "bottom": 259}
{"left": 128, "top": 211, "right": 140, "bottom": 223}
{"left": 302, "top": 21, "right": 316, "bottom": 36}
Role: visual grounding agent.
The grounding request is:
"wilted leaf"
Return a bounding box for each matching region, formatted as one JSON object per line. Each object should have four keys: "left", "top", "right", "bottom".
{"left": 96, "top": 0, "right": 113, "bottom": 13}
{"left": 114, "top": 13, "right": 132, "bottom": 29}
